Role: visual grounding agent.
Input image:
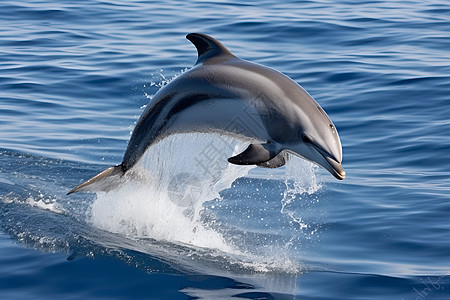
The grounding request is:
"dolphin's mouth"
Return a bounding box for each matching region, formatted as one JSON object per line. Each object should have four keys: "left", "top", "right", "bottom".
{"left": 307, "top": 141, "right": 345, "bottom": 180}
{"left": 323, "top": 155, "right": 346, "bottom": 180}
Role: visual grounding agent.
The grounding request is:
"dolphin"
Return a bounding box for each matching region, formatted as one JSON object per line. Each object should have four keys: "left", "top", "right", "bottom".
{"left": 68, "top": 33, "right": 344, "bottom": 195}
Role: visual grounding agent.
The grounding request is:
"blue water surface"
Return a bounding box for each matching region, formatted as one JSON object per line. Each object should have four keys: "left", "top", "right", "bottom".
{"left": 1, "top": 0, "right": 450, "bottom": 299}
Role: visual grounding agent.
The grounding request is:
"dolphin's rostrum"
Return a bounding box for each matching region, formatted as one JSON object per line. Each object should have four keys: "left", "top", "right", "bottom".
{"left": 68, "top": 33, "right": 344, "bottom": 195}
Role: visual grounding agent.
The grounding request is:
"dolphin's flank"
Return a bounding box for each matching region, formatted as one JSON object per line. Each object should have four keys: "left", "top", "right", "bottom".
{"left": 68, "top": 33, "right": 344, "bottom": 195}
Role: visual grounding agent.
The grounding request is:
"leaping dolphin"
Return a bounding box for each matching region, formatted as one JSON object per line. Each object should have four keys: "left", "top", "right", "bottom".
{"left": 68, "top": 33, "right": 345, "bottom": 195}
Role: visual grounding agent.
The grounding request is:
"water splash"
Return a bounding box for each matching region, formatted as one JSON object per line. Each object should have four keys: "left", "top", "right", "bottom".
{"left": 281, "top": 153, "right": 321, "bottom": 234}
{"left": 88, "top": 133, "right": 253, "bottom": 252}
{"left": 143, "top": 69, "right": 189, "bottom": 102}
{"left": 85, "top": 133, "right": 324, "bottom": 272}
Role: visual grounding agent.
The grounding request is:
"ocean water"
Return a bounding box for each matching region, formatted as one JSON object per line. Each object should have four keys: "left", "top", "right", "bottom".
{"left": 1, "top": 0, "right": 449, "bottom": 299}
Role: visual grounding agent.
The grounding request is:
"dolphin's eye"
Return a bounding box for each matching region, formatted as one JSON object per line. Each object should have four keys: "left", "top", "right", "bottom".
{"left": 302, "top": 134, "right": 313, "bottom": 144}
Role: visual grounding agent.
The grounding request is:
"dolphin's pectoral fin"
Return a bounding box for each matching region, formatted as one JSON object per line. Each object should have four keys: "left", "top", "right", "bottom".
{"left": 256, "top": 151, "right": 286, "bottom": 169}
{"left": 228, "top": 143, "right": 280, "bottom": 166}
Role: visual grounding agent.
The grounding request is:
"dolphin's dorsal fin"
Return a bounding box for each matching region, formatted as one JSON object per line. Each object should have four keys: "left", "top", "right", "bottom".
{"left": 186, "top": 33, "right": 235, "bottom": 65}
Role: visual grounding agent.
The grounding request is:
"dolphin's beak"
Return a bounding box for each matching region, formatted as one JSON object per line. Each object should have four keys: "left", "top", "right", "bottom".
{"left": 323, "top": 154, "right": 346, "bottom": 180}
{"left": 307, "top": 138, "right": 346, "bottom": 180}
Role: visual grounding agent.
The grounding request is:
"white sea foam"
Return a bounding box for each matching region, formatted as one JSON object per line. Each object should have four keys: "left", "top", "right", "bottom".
{"left": 26, "top": 197, "right": 66, "bottom": 214}
{"left": 18, "top": 195, "right": 66, "bottom": 214}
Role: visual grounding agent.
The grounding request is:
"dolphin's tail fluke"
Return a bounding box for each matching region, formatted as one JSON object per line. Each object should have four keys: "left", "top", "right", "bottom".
{"left": 67, "top": 164, "right": 125, "bottom": 195}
